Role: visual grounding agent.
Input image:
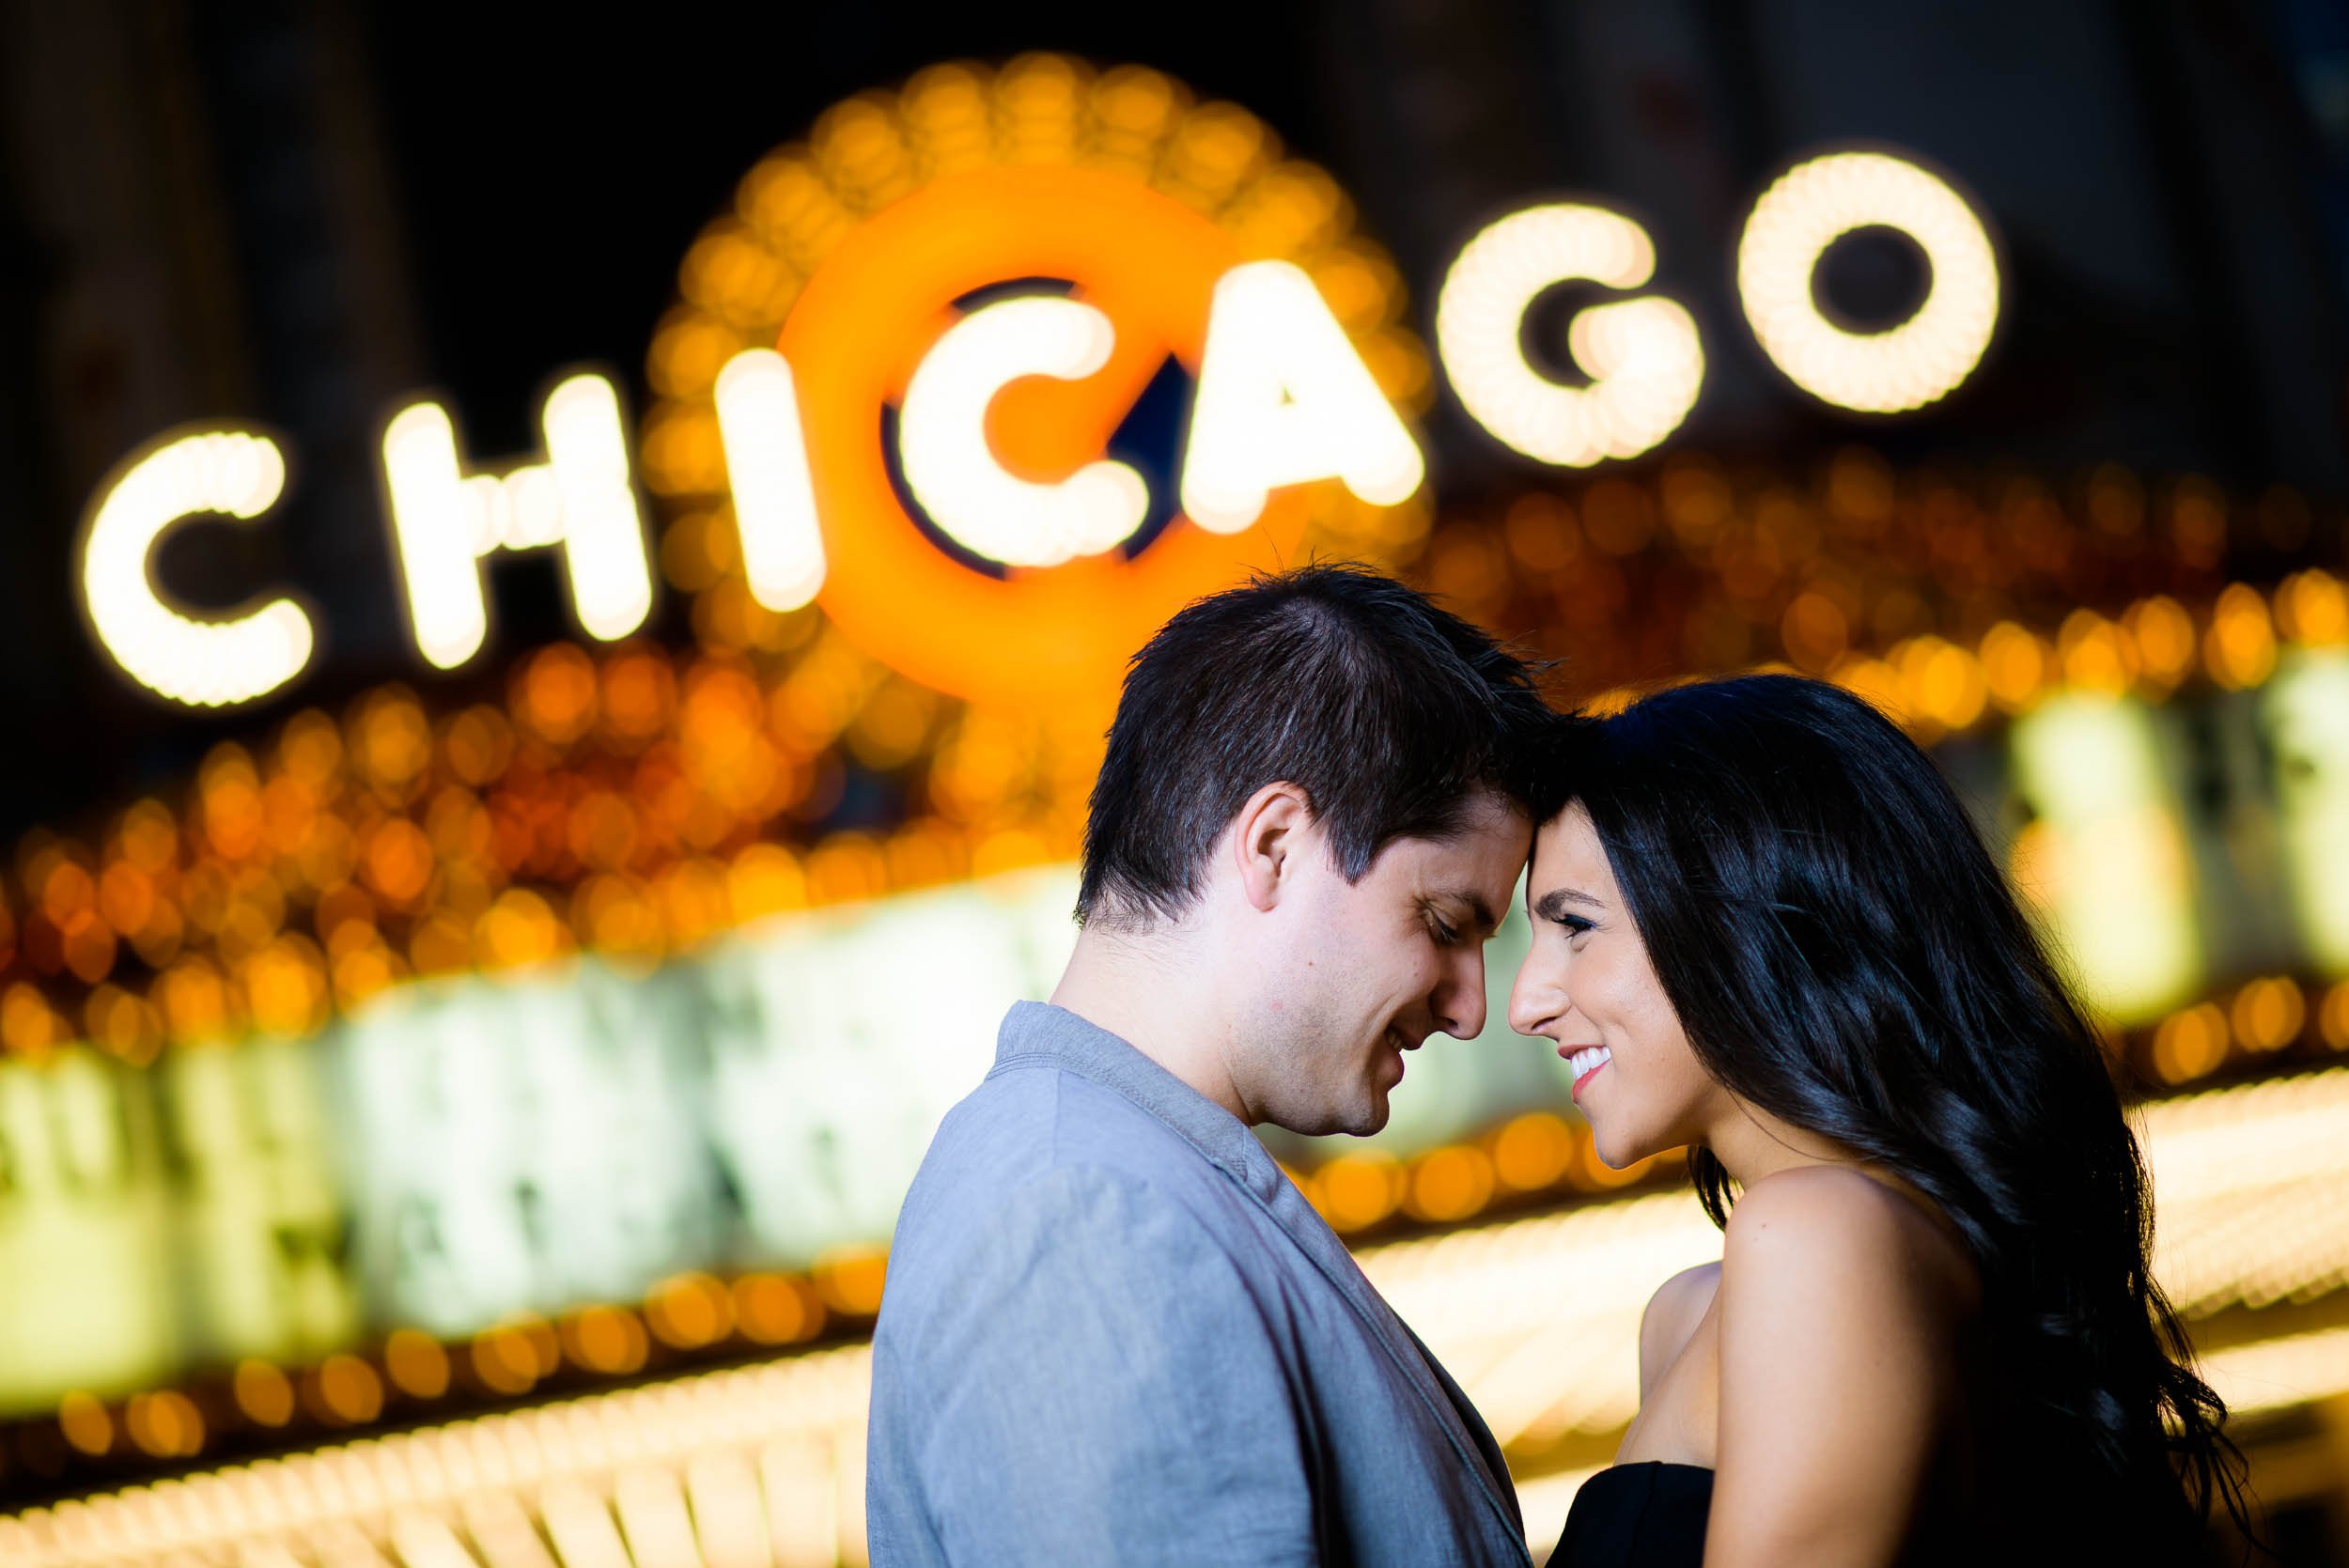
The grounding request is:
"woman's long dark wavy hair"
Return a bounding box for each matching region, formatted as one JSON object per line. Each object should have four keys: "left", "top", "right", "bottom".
{"left": 1540, "top": 674, "right": 2252, "bottom": 1554}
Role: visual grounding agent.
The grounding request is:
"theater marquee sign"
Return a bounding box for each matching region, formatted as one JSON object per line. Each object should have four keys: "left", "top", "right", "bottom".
{"left": 74, "top": 58, "right": 2001, "bottom": 712}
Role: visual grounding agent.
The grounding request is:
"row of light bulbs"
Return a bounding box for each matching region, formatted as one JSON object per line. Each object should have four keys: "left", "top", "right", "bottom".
{"left": 12, "top": 1063, "right": 2349, "bottom": 1568}
{"left": 8, "top": 967, "right": 2341, "bottom": 1501}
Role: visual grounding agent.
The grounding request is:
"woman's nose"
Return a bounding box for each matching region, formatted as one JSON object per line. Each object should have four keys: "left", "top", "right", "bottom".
{"left": 1507, "top": 962, "right": 1556, "bottom": 1038}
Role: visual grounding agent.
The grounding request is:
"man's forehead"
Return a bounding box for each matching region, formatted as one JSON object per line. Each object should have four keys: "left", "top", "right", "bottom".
{"left": 1394, "top": 815, "right": 1528, "bottom": 904}
{"left": 1394, "top": 804, "right": 1528, "bottom": 862}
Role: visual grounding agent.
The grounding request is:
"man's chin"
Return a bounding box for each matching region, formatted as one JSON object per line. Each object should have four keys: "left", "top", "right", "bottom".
{"left": 1335, "top": 1089, "right": 1392, "bottom": 1140}
{"left": 1266, "top": 1094, "right": 1390, "bottom": 1140}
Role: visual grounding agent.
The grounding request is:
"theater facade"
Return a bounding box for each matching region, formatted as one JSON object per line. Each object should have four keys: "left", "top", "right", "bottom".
{"left": 2, "top": 50, "right": 2346, "bottom": 1568}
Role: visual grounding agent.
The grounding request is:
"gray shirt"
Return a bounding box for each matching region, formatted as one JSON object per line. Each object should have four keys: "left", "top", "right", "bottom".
{"left": 866, "top": 1001, "right": 1532, "bottom": 1566}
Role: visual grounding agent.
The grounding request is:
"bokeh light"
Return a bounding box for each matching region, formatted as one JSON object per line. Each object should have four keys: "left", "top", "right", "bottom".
{"left": 1737, "top": 149, "right": 2000, "bottom": 413}
{"left": 1437, "top": 204, "right": 1705, "bottom": 467}
{"left": 77, "top": 429, "right": 313, "bottom": 707}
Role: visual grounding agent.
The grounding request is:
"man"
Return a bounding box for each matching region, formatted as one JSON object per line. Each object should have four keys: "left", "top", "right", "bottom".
{"left": 867, "top": 565, "right": 1545, "bottom": 1565}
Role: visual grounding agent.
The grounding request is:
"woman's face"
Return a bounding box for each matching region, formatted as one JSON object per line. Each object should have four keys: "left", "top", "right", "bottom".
{"left": 1510, "top": 803, "right": 1722, "bottom": 1169}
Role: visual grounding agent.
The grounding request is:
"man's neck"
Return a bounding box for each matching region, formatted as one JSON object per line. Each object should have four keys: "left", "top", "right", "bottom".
{"left": 1049, "top": 924, "right": 1253, "bottom": 1125}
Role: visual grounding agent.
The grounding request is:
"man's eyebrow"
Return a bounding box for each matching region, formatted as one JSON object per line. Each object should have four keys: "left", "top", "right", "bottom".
{"left": 1532, "top": 887, "right": 1605, "bottom": 921}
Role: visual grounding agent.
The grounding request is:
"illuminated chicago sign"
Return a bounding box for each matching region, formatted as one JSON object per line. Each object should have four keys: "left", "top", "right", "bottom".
{"left": 76, "top": 59, "right": 2000, "bottom": 712}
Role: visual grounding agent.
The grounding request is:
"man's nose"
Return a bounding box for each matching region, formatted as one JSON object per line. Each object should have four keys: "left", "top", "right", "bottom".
{"left": 1438, "top": 953, "right": 1490, "bottom": 1039}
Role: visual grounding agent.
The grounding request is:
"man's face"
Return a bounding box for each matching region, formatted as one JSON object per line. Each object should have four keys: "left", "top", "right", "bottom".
{"left": 1239, "top": 789, "right": 1531, "bottom": 1137}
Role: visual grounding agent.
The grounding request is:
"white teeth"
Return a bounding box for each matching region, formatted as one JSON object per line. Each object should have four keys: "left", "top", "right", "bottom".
{"left": 1569, "top": 1046, "right": 1612, "bottom": 1082}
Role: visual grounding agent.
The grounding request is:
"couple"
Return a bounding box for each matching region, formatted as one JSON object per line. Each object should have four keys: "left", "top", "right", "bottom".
{"left": 866, "top": 566, "right": 2248, "bottom": 1566}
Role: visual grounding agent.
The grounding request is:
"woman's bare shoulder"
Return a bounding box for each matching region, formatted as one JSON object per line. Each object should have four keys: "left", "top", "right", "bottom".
{"left": 1645, "top": 1260, "right": 1722, "bottom": 1334}
{"left": 1638, "top": 1260, "right": 1722, "bottom": 1396}
{"left": 1724, "top": 1165, "right": 1978, "bottom": 1327}
{"left": 1707, "top": 1166, "right": 1981, "bottom": 1557}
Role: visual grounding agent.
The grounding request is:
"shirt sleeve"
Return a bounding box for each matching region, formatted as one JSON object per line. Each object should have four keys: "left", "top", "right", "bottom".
{"left": 902, "top": 1164, "right": 1319, "bottom": 1567}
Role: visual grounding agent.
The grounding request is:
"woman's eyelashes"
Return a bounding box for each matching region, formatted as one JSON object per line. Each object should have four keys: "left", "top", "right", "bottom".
{"left": 1549, "top": 911, "right": 1595, "bottom": 939}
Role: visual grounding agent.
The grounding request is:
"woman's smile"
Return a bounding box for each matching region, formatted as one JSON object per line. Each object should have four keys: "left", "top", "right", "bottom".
{"left": 1564, "top": 1043, "right": 1612, "bottom": 1099}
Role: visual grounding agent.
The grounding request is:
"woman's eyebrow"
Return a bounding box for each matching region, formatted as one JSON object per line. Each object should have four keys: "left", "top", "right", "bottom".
{"left": 1532, "top": 887, "right": 1604, "bottom": 921}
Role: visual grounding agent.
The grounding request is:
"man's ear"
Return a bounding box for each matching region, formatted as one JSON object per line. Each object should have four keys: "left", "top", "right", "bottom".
{"left": 1230, "top": 781, "right": 1314, "bottom": 913}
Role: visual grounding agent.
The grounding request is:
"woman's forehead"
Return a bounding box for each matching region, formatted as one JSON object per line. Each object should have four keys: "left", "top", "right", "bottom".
{"left": 1532, "top": 806, "right": 1612, "bottom": 884}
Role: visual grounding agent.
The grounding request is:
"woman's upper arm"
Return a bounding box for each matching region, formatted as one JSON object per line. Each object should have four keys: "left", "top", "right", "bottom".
{"left": 1705, "top": 1172, "right": 1952, "bottom": 1568}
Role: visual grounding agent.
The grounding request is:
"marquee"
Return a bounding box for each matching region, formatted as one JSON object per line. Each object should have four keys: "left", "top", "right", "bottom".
{"left": 73, "top": 57, "right": 2001, "bottom": 713}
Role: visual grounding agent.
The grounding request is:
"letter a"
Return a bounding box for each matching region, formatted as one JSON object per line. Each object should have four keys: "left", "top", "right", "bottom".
{"left": 1179, "top": 260, "right": 1424, "bottom": 534}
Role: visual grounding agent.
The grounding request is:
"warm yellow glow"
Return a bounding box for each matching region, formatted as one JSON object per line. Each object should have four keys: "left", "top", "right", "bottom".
{"left": 1407, "top": 1144, "right": 1498, "bottom": 1223}
{"left": 382, "top": 376, "right": 654, "bottom": 670}
{"left": 1736, "top": 149, "right": 2000, "bottom": 413}
{"left": 714, "top": 349, "right": 828, "bottom": 610}
{"left": 2324, "top": 984, "right": 2349, "bottom": 1051}
{"left": 639, "top": 61, "right": 1428, "bottom": 710}
{"left": 1490, "top": 1112, "right": 1577, "bottom": 1192}
{"left": 2126, "top": 596, "right": 2198, "bottom": 689}
{"left": 2205, "top": 582, "right": 2279, "bottom": 690}
{"left": 2277, "top": 569, "right": 2349, "bottom": 648}
{"left": 2263, "top": 653, "right": 2349, "bottom": 972}
{"left": 2232, "top": 978, "right": 2308, "bottom": 1054}
{"left": 1435, "top": 204, "right": 1704, "bottom": 467}
{"left": 2146, "top": 1068, "right": 2349, "bottom": 1315}
{"left": 78, "top": 429, "right": 314, "bottom": 707}
{"left": 231, "top": 1359, "right": 293, "bottom": 1427}
{"left": 1828, "top": 654, "right": 1903, "bottom": 722}
{"left": 1309, "top": 1152, "right": 1408, "bottom": 1233}
{"left": 686, "top": 1451, "right": 771, "bottom": 1568}
{"left": 381, "top": 402, "right": 490, "bottom": 668}
{"left": 384, "top": 1327, "right": 450, "bottom": 1399}
{"left": 1180, "top": 259, "right": 1424, "bottom": 532}
{"left": 542, "top": 375, "right": 657, "bottom": 643}
{"left": 2152, "top": 1002, "right": 2231, "bottom": 1084}
{"left": 15, "top": 1068, "right": 2349, "bottom": 1567}
{"left": 614, "top": 1468, "right": 703, "bottom": 1568}
{"left": 461, "top": 464, "right": 565, "bottom": 552}
{"left": 1979, "top": 621, "right": 2052, "bottom": 713}
{"left": 55, "top": 1390, "right": 111, "bottom": 1456}
{"left": 388, "top": 1515, "right": 482, "bottom": 1568}
{"left": 542, "top": 1477, "right": 631, "bottom": 1568}
{"left": 6, "top": 1344, "right": 877, "bottom": 1568}
{"left": 2057, "top": 609, "right": 2136, "bottom": 695}
{"left": 2202, "top": 1326, "right": 2349, "bottom": 1418}
{"left": 2008, "top": 694, "right": 2202, "bottom": 1024}
{"left": 897, "top": 296, "right": 1150, "bottom": 566}
{"left": 1896, "top": 636, "right": 1988, "bottom": 730}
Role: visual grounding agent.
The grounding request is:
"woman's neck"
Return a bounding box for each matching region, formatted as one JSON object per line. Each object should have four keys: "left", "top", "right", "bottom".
{"left": 1703, "top": 1098, "right": 1862, "bottom": 1188}
{"left": 1703, "top": 1099, "right": 1964, "bottom": 1251}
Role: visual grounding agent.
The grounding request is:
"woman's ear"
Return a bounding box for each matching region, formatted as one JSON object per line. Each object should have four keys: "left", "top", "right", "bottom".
{"left": 1230, "top": 781, "right": 1314, "bottom": 913}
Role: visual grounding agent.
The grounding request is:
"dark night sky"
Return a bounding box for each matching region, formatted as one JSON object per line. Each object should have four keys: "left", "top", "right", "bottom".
{"left": 358, "top": 2, "right": 1343, "bottom": 455}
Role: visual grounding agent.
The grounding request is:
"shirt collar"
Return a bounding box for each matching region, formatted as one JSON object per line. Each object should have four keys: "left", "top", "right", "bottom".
{"left": 988, "top": 998, "right": 1527, "bottom": 1542}
{"left": 991, "top": 1000, "right": 1289, "bottom": 1205}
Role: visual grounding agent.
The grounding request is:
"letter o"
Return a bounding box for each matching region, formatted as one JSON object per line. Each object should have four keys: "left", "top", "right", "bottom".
{"left": 1735, "top": 148, "right": 2001, "bottom": 414}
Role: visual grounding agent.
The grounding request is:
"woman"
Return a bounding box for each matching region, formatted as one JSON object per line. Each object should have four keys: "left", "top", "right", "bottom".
{"left": 1508, "top": 675, "right": 2250, "bottom": 1567}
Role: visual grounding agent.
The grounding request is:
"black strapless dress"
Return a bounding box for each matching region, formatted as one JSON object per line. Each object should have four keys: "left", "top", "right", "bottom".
{"left": 1549, "top": 1463, "right": 1712, "bottom": 1567}
{"left": 1551, "top": 1465, "right": 2090, "bottom": 1568}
